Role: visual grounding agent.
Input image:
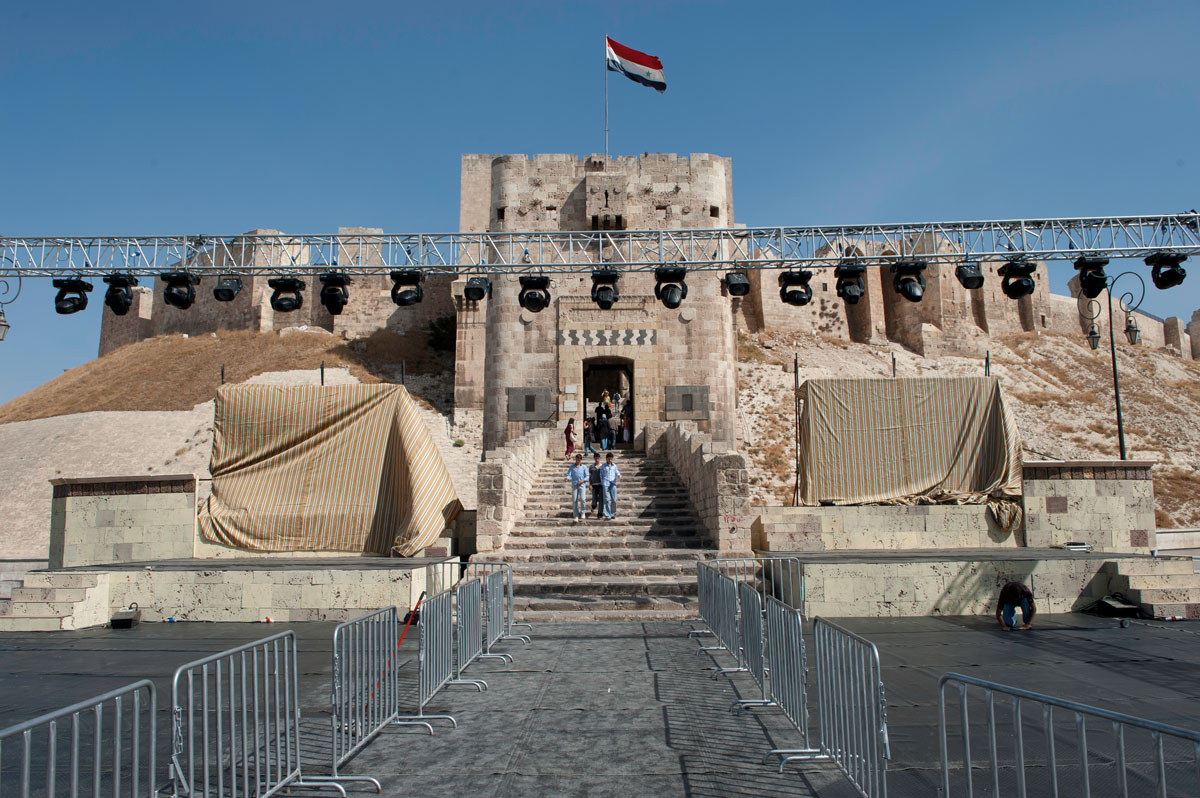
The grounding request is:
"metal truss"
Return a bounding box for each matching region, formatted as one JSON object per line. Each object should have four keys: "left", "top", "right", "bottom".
{"left": 2, "top": 213, "right": 1198, "bottom": 278}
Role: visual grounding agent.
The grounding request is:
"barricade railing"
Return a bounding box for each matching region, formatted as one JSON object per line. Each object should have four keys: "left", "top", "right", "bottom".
{"left": 762, "top": 595, "right": 824, "bottom": 767}
{"left": 394, "top": 587, "right": 459, "bottom": 731}
{"left": 811, "top": 617, "right": 890, "bottom": 797}
{"left": 694, "top": 565, "right": 741, "bottom": 674}
{"left": 318, "top": 606, "right": 399, "bottom": 792}
{"left": 709, "top": 557, "right": 804, "bottom": 616}
{"left": 464, "top": 561, "right": 531, "bottom": 643}
{"left": 938, "top": 672, "right": 1200, "bottom": 798}
{"left": 687, "top": 560, "right": 716, "bottom": 639}
{"left": 452, "top": 578, "right": 488, "bottom": 690}
{"left": 423, "top": 559, "right": 461, "bottom": 599}
{"left": 170, "top": 630, "right": 348, "bottom": 797}
{"left": 482, "top": 570, "right": 514, "bottom": 664}
{"left": 0, "top": 680, "right": 157, "bottom": 798}
{"left": 732, "top": 580, "right": 772, "bottom": 713}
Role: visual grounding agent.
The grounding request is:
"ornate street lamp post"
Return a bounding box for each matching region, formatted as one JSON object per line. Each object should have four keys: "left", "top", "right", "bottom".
{"left": 0, "top": 257, "right": 21, "bottom": 341}
{"left": 1079, "top": 268, "right": 1146, "bottom": 461}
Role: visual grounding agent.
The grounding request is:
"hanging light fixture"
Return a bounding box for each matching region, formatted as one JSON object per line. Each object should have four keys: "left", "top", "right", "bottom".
{"left": 955, "top": 261, "right": 984, "bottom": 290}
{"left": 518, "top": 275, "right": 551, "bottom": 312}
{"left": 1086, "top": 323, "right": 1101, "bottom": 350}
{"left": 590, "top": 269, "right": 620, "bottom": 309}
{"left": 52, "top": 277, "right": 92, "bottom": 315}
{"left": 998, "top": 260, "right": 1037, "bottom": 299}
{"left": 1124, "top": 314, "right": 1141, "bottom": 345}
{"left": 1146, "top": 252, "right": 1187, "bottom": 289}
{"left": 268, "top": 277, "right": 305, "bottom": 313}
{"left": 723, "top": 271, "right": 750, "bottom": 297}
{"left": 891, "top": 260, "right": 927, "bottom": 303}
{"left": 654, "top": 266, "right": 688, "bottom": 309}
{"left": 778, "top": 270, "right": 813, "bottom": 306}
{"left": 463, "top": 277, "right": 490, "bottom": 302}
{"left": 0, "top": 306, "right": 8, "bottom": 341}
{"left": 160, "top": 271, "right": 200, "bottom": 310}
{"left": 1074, "top": 256, "right": 1110, "bottom": 299}
{"left": 835, "top": 262, "right": 866, "bottom": 304}
{"left": 102, "top": 274, "right": 139, "bottom": 316}
{"left": 318, "top": 272, "right": 351, "bottom": 315}
{"left": 212, "top": 276, "right": 243, "bottom": 302}
{"left": 389, "top": 269, "right": 424, "bottom": 306}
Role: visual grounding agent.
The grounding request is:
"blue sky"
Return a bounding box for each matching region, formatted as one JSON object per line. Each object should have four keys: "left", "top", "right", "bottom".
{"left": 2, "top": 1, "right": 1198, "bottom": 404}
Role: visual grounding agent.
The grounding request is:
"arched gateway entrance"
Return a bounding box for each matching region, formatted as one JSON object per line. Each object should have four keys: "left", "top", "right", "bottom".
{"left": 582, "top": 356, "right": 634, "bottom": 450}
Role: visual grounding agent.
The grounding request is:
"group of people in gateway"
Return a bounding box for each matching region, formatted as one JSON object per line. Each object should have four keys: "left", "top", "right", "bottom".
{"left": 564, "top": 390, "right": 631, "bottom": 459}
{"left": 563, "top": 390, "right": 627, "bottom": 521}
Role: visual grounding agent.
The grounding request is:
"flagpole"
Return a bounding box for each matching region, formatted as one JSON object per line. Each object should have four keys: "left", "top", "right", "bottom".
{"left": 603, "top": 33, "right": 609, "bottom": 169}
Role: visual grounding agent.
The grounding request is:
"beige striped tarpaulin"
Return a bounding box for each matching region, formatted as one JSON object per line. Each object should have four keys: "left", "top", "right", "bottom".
{"left": 199, "top": 384, "right": 461, "bottom": 555}
{"left": 798, "top": 376, "right": 1022, "bottom": 506}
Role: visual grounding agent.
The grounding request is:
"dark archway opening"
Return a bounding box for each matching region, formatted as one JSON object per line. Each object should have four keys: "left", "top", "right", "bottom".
{"left": 583, "top": 357, "right": 633, "bottom": 451}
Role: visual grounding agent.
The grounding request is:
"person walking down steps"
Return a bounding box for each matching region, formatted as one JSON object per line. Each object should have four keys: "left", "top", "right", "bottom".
{"left": 564, "top": 418, "right": 577, "bottom": 459}
{"left": 588, "top": 452, "right": 603, "bottom": 519}
{"left": 599, "top": 452, "right": 621, "bottom": 520}
{"left": 565, "top": 454, "right": 589, "bottom": 524}
{"left": 582, "top": 418, "right": 597, "bottom": 455}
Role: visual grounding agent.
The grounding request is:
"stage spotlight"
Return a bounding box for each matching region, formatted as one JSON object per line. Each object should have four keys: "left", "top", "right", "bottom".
{"left": 103, "top": 274, "right": 139, "bottom": 316}
{"left": 52, "top": 277, "right": 92, "bottom": 315}
{"left": 1074, "top": 256, "right": 1109, "bottom": 299}
{"left": 389, "top": 270, "right": 424, "bottom": 306}
{"left": 835, "top": 262, "right": 866, "bottom": 304}
{"left": 591, "top": 269, "right": 620, "bottom": 309}
{"left": 268, "top": 277, "right": 305, "bottom": 313}
{"left": 654, "top": 266, "right": 688, "bottom": 310}
{"left": 160, "top": 271, "right": 200, "bottom": 310}
{"left": 212, "top": 275, "right": 242, "bottom": 302}
{"left": 955, "top": 261, "right": 984, "bottom": 290}
{"left": 464, "top": 277, "right": 490, "bottom": 302}
{"left": 518, "top": 275, "right": 551, "bottom": 312}
{"left": 1146, "top": 252, "right": 1187, "bottom": 290}
{"left": 998, "top": 260, "right": 1037, "bottom": 300}
{"left": 319, "top": 272, "right": 351, "bottom": 315}
{"left": 778, "top": 270, "right": 813, "bottom": 306}
{"left": 724, "top": 271, "right": 751, "bottom": 297}
{"left": 891, "top": 260, "right": 927, "bottom": 303}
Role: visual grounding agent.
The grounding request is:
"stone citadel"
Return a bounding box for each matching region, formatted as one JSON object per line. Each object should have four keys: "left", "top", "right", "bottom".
{"left": 99, "top": 153, "right": 1200, "bottom": 453}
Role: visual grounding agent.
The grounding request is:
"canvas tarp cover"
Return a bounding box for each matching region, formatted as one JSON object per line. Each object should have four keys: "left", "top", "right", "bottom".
{"left": 199, "top": 384, "right": 461, "bottom": 555}
{"left": 797, "top": 376, "right": 1021, "bottom": 506}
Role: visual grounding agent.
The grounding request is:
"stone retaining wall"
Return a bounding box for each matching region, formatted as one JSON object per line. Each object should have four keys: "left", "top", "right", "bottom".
{"left": 475, "top": 426, "right": 554, "bottom": 553}
{"left": 1022, "top": 460, "right": 1156, "bottom": 552}
{"left": 644, "top": 421, "right": 751, "bottom": 551}
{"left": 753, "top": 503, "right": 1020, "bottom": 552}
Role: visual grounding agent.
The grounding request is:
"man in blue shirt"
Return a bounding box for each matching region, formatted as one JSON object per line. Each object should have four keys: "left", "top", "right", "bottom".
{"left": 564, "top": 454, "right": 590, "bottom": 524}
{"left": 599, "top": 453, "right": 621, "bottom": 520}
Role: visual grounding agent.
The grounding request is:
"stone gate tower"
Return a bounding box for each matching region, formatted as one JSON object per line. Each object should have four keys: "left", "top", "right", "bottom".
{"left": 455, "top": 153, "right": 739, "bottom": 452}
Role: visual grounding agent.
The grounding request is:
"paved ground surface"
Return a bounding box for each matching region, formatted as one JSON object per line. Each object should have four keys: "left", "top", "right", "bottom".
{"left": 1, "top": 614, "right": 1198, "bottom": 796}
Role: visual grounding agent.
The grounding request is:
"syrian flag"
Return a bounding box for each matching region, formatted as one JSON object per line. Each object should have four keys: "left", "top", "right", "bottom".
{"left": 606, "top": 36, "right": 666, "bottom": 93}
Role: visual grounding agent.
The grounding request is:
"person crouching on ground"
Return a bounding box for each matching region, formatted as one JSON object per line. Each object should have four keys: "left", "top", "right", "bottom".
{"left": 599, "top": 452, "right": 621, "bottom": 520}
{"left": 565, "top": 454, "right": 589, "bottom": 524}
{"left": 588, "top": 452, "right": 603, "bottom": 519}
{"left": 996, "top": 580, "right": 1036, "bottom": 630}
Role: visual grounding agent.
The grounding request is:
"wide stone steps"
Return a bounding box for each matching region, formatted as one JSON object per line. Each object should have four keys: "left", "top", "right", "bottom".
{"left": 0, "top": 572, "right": 102, "bottom": 631}
{"left": 502, "top": 548, "right": 713, "bottom": 563}
{"left": 1109, "top": 558, "right": 1200, "bottom": 620}
{"left": 503, "top": 534, "right": 705, "bottom": 549}
{"left": 509, "top": 560, "right": 698, "bottom": 578}
{"left": 513, "top": 594, "right": 698, "bottom": 623}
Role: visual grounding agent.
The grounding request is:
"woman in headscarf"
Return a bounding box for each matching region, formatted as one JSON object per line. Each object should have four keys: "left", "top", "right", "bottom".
{"left": 564, "top": 418, "right": 577, "bottom": 458}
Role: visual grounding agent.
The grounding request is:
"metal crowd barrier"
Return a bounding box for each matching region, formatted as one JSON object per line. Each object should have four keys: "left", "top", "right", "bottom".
{"left": 452, "top": 578, "right": 489, "bottom": 690}
{"left": 482, "top": 570, "right": 514, "bottom": 664}
{"left": 732, "top": 580, "right": 772, "bottom": 714}
{"left": 170, "top": 631, "right": 348, "bottom": 797}
{"left": 708, "top": 557, "right": 804, "bottom": 615}
{"left": 762, "top": 595, "right": 824, "bottom": 768}
{"left": 394, "top": 587, "right": 459, "bottom": 731}
{"left": 687, "top": 561, "right": 717, "bottom": 639}
{"left": 465, "top": 561, "right": 531, "bottom": 643}
{"left": 0, "top": 680, "right": 157, "bottom": 798}
{"left": 423, "top": 560, "right": 461, "bottom": 598}
{"left": 938, "top": 672, "right": 1200, "bottom": 798}
{"left": 812, "top": 617, "right": 890, "bottom": 797}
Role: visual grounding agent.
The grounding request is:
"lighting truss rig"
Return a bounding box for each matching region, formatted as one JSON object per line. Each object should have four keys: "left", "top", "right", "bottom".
{"left": 3, "top": 213, "right": 1199, "bottom": 278}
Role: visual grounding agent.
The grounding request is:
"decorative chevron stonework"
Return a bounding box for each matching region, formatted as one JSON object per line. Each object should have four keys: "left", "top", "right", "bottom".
{"left": 557, "top": 329, "right": 657, "bottom": 347}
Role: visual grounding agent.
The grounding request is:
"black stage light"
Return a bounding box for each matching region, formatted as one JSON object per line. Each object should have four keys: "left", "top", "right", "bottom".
{"left": 464, "top": 277, "right": 490, "bottom": 302}
{"left": 591, "top": 269, "right": 620, "bottom": 309}
{"left": 998, "top": 260, "right": 1037, "bottom": 299}
{"left": 268, "top": 277, "right": 305, "bottom": 313}
{"left": 1074, "top": 256, "right": 1110, "bottom": 299}
{"left": 319, "top": 272, "right": 351, "bottom": 315}
{"left": 160, "top": 271, "right": 200, "bottom": 310}
{"left": 213, "top": 275, "right": 243, "bottom": 302}
{"left": 955, "top": 261, "right": 984, "bottom": 290}
{"left": 1146, "top": 252, "right": 1187, "bottom": 290}
{"left": 518, "top": 275, "right": 551, "bottom": 312}
{"left": 52, "top": 277, "right": 92, "bottom": 315}
{"left": 778, "top": 270, "right": 813, "bottom": 307}
{"left": 654, "top": 266, "right": 688, "bottom": 310}
{"left": 724, "top": 271, "right": 751, "bottom": 297}
{"left": 835, "top": 262, "right": 866, "bottom": 304}
{"left": 891, "top": 260, "right": 927, "bottom": 303}
{"left": 389, "top": 270, "right": 424, "bottom": 306}
{"left": 102, "top": 273, "right": 139, "bottom": 316}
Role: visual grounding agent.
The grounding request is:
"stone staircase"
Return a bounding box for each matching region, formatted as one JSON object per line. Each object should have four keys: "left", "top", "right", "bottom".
{"left": 1108, "top": 557, "right": 1200, "bottom": 620}
{"left": 501, "top": 451, "right": 716, "bottom": 622}
{"left": 0, "top": 571, "right": 111, "bottom": 631}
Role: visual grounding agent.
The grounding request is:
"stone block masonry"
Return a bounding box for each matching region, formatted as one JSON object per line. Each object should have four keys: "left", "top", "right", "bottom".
{"left": 753, "top": 503, "right": 1021, "bottom": 552}
{"left": 1022, "top": 460, "right": 1157, "bottom": 552}
{"left": 474, "top": 427, "right": 554, "bottom": 553}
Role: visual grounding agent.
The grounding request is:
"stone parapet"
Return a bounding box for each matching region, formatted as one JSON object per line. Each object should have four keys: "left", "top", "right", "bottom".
{"left": 1021, "top": 460, "right": 1156, "bottom": 552}
{"left": 475, "top": 427, "right": 554, "bottom": 552}
{"left": 645, "top": 421, "right": 751, "bottom": 551}
{"left": 753, "top": 503, "right": 1019, "bottom": 552}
